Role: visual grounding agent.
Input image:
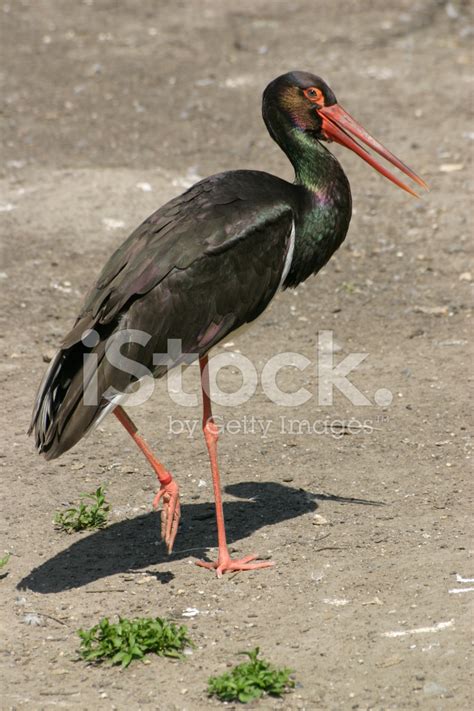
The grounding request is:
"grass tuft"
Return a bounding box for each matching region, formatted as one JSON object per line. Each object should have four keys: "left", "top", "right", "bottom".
{"left": 77, "top": 616, "right": 193, "bottom": 668}
{"left": 54, "top": 485, "right": 110, "bottom": 532}
{"left": 0, "top": 553, "right": 10, "bottom": 570}
{"left": 207, "top": 647, "right": 295, "bottom": 703}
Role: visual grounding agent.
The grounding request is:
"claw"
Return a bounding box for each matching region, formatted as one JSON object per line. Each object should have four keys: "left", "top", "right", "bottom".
{"left": 153, "top": 479, "right": 180, "bottom": 553}
{"left": 196, "top": 552, "right": 274, "bottom": 577}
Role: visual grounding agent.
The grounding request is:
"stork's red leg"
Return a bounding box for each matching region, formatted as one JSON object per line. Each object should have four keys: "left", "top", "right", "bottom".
{"left": 113, "top": 405, "right": 180, "bottom": 553}
{"left": 195, "top": 356, "right": 274, "bottom": 577}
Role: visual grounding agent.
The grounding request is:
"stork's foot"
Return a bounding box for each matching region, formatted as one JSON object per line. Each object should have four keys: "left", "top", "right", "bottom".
{"left": 153, "top": 479, "right": 180, "bottom": 554}
{"left": 196, "top": 552, "right": 274, "bottom": 578}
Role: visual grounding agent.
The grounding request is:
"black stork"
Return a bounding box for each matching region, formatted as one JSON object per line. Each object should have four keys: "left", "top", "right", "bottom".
{"left": 30, "top": 72, "right": 427, "bottom": 577}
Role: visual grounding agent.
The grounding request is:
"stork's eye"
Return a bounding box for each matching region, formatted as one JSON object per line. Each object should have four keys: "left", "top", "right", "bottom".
{"left": 303, "top": 87, "right": 324, "bottom": 105}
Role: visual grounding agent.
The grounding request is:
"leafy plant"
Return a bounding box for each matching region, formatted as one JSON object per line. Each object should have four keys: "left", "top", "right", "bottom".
{"left": 207, "top": 647, "right": 295, "bottom": 703}
{"left": 77, "top": 616, "right": 193, "bottom": 668}
{"left": 0, "top": 553, "right": 10, "bottom": 570}
{"left": 54, "top": 486, "right": 110, "bottom": 533}
{"left": 339, "top": 280, "right": 358, "bottom": 294}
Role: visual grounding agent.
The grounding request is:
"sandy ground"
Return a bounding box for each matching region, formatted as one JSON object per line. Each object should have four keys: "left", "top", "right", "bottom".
{"left": 0, "top": 1, "right": 473, "bottom": 709}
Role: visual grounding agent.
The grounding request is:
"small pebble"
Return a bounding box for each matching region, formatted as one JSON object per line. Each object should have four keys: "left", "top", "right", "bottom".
{"left": 439, "top": 163, "right": 464, "bottom": 172}
{"left": 136, "top": 182, "right": 152, "bottom": 192}
{"left": 102, "top": 217, "right": 125, "bottom": 230}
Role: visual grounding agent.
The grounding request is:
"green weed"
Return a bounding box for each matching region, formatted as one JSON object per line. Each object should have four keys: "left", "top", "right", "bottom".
{"left": 77, "top": 616, "right": 193, "bottom": 668}
{"left": 207, "top": 647, "right": 295, "bottom": 703}
{"left": 339, "top": 280, "right": 358, "bottom": 294}
{"left": 54, "top": 485, "right": 110, "bottom": 532}
{"left": 0, "top": 553, "right": 10, "bottom": 570}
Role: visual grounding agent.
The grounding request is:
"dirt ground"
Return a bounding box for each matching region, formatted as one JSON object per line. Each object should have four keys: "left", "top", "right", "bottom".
{"left": 1, "top": 1, "right": 473, "bottom": 709}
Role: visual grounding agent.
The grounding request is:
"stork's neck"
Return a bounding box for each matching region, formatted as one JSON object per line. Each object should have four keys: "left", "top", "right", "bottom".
{"left": 285, "top": 128, "right": 343, "bottom": 193}
{"left": 279, "top": 128, "right": 352, "bottom": 288}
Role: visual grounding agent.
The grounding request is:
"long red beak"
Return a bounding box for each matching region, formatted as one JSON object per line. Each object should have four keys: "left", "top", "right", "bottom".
{"left": 318, "top": 104, "right": 428, "bottom": 197}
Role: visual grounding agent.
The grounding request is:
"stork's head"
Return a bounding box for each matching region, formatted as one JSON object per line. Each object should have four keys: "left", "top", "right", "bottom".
{"left": 263, "top": 71, "right": 428, "bottom": 197}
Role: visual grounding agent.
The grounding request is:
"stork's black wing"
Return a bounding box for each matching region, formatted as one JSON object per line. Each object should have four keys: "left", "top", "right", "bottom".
{"left": 64, "top": 170, "right": 295, "bottom": 341}
{"left": 30, "top": 170, "right": 298, "bottom": 458}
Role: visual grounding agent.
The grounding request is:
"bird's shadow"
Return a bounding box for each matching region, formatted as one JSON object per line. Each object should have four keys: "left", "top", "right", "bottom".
{"left": 18, "top": 482, "right": 383, "bottom": 593}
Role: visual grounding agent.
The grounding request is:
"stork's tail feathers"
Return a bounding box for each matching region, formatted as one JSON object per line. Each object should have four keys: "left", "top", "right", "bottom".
{"left": 28, "top": 338, "right": 109, "bottom": 460}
